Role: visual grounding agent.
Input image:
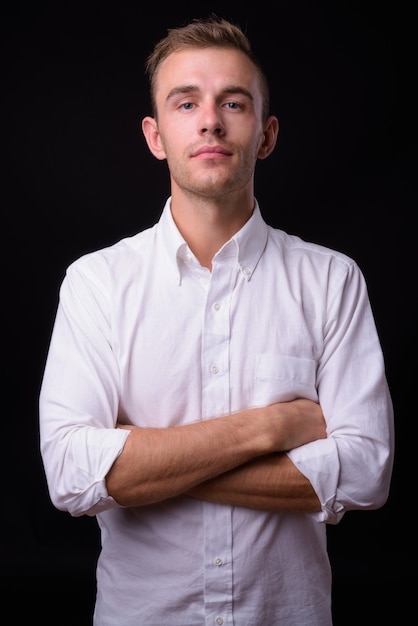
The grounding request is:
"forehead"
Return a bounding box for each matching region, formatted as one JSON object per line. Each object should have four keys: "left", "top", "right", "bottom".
{"left": 154, "top": 47, "right": 262, "bottom": 99}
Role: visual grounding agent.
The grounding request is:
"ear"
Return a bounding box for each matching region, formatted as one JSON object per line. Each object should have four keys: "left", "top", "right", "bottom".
{"left": 142, "top": 116, "right": 167, "bottom": 160}
{"left": 257, "top": 115, "right": 279, "bottom": 160}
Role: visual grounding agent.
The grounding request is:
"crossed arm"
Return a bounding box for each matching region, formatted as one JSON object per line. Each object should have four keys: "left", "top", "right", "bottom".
{"left": 106, "top": 398, "right": 326, "bottom": 512}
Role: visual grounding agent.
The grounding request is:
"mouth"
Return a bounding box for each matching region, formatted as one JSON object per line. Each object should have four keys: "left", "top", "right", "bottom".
{"left": 191, "top": 145, "right": 232, "bottom": 159}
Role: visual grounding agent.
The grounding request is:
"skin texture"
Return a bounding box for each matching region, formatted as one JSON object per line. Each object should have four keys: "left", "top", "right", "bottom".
{"left": 106, "top": 46, "right": 326, "bottom": 512}
{"left": 142, "top": 48, "right": 278, "bottom": 268}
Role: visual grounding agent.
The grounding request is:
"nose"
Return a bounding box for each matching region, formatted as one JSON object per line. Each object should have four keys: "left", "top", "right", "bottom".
{"left": 199, "top": 102, "right": 225, "bottom": 136}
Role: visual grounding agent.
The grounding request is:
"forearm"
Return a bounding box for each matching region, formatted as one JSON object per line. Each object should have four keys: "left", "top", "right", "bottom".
{"left": 107, "top": 408, "right": 272, "bottom": 507}
{"left": 187, "top": 453, "right": 322, "bottom": 512}
{"left": 106, "top": 399, "right": 326, "bottom": 507}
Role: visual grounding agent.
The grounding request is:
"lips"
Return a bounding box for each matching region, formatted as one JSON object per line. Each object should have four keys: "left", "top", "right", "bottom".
{"left": 192, "top": 145, "right": 232, "bottom": 158}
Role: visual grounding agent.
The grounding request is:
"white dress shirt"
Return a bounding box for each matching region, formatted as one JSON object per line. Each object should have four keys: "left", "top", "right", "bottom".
{"left": 39, "top": 197, "right": 394, "bottom": 626}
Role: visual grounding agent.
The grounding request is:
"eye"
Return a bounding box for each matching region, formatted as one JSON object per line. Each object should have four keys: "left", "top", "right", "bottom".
{"left": 224, "top": 101, "right": 243, "bottom": 110}
{"left": 180, "top": 102, "right": 195, "bottom": 111}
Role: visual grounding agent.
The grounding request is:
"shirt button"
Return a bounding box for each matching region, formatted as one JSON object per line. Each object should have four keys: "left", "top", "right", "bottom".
{"left": 243, "top": 266, "right": 251, "bottom": 276}
{"left": 213, "top": 302, "right": 220, "bottom": 311}
{"left": 214, "top": 557, "right": 223, "bottom": 566}
{"left": 215, "top": 618, "right": 224, "bottom": 625}
{"left": 211, "top": 364, "right": 219, "bottom": 374}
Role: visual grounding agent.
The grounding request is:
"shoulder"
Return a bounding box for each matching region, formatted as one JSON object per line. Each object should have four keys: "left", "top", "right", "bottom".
{"left": 264, "top": 225, "right": 368, "bottom": 303}
{"left": 267, "top": 225, "right": 357, "bottom": 271}
{"left": 67, "top": 224, "right": 158, "bottom": 279}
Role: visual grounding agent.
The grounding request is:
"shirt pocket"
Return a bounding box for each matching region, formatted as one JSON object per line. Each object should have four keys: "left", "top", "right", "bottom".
{"left": 253, "top": 354, "right": 318, "bottom": 405}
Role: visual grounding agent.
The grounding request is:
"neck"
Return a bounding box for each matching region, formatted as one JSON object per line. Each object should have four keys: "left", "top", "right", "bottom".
{"left": 170, "top": 188, "right": 255, "bottom": 270}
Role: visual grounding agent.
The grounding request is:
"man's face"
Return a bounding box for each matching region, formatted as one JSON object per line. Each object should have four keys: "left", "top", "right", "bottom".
{"left": 149, "top": 47, "right": 268, "bottom": 199}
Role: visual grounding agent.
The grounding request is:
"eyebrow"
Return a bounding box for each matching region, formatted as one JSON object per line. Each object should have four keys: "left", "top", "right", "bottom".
{"left": 166, "top": 84, "right": 254, "bottom": 102}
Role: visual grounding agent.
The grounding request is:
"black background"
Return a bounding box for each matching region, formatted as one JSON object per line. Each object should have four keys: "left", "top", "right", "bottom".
{"left": 3, "top": 1, "right": 416, "bottom": 623}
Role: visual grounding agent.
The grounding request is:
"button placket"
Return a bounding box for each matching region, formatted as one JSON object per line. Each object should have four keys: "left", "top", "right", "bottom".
{"left": 201, "top": 260, "right": 236, "bottom": 625}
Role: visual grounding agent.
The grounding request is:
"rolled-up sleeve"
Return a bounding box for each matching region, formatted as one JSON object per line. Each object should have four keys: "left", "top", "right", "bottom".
{"left": 39, "top": 258, "right": 130, "bottom": 517}
{"left": 287, "top": 260, "right": 395, "bottom": 524}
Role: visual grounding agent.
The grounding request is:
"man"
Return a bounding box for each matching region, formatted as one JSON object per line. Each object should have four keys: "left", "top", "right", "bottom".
{"left": 39, "top": 16, "right": 394, "bottom": 626}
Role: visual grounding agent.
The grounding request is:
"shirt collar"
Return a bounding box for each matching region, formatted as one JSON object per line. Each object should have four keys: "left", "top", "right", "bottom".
{"left": 158, "top": 196, "right": 268, "bottom": 284}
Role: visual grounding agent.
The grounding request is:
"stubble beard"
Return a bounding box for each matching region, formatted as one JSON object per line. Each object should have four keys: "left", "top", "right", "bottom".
{"left": 170, "top": 158, "right": 255, "bottom": 202}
